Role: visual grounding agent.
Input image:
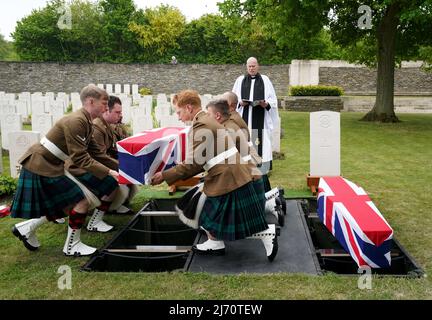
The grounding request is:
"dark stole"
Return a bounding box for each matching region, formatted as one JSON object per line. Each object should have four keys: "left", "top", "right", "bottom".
{"left": 240, "top": 73, "right": 269, "bottom": 157}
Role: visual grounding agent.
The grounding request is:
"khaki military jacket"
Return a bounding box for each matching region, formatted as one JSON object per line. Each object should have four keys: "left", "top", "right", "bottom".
{"left": 229, "top": 111, "right": 262, "bottom": 166}
{"left": 111, "top": 123, "right": 129, "bottom": 141}
{"left": 223, "top": 117, "right": 262, "bottom": 179}
{"left": 20, "top": 108, "right": 117, "bottom": 179}
{"left": 92, "top": 117, "right": 119, "bottom": 170}
{"left": 162, "top": 111, "right": 252, "bottom": 197}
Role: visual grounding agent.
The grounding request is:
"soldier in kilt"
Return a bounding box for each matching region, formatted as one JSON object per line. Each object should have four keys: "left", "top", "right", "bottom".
{"left": 11, "top": 85, "right": 119, "bottom": 256}
{"left": 90, "top": 95, "right": 137, "bottom": 215}
{"left": 151, "top": 90, "right": 278, "bottom": 261}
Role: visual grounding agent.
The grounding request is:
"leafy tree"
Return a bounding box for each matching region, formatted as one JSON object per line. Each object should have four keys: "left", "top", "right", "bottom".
{"left": 219, "top": 0, "right": 344, "bottom": 63}
{"left": 99, "top": 0, "right": 143, "bottom": 62}
{"left": 219, "top": 0, "right": 432, "bottom": 122}
{"left": 13, "top": 0, "right": 104, "bottom": 62}
{"left": 13, "top": 0, "right": 64, "bottom": 61}
{"left": 175, "top": 14, "right": 243, "bottom": 64}
{"left": 0, "top": 33, "right": 18, "bottom": 61}
{"left": 129, "top": 5, "right": 186, "bottom": 62}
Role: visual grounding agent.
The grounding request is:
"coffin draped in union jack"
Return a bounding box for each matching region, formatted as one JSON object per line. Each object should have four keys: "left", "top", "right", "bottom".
{"left": 117, "top": 127, "right": 189, "bottom": 185}
{"left": 317, "top": 176, "right": 394, "bottom": 268}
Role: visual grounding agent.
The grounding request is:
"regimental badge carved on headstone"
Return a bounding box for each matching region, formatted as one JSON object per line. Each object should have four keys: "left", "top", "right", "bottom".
{"left": 8, "top": 131, "right": 41, "bottom": 178}
{"left": 310, "top": 111, "right": 340, "bottom": 177}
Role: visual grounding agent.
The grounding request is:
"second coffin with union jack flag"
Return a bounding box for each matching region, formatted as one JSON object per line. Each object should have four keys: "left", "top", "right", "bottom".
{"left": 117, "top": 127, "right": 189, "bottom": 185}
{"left": 317, "top": 176, "right": 393, "bottom": 268}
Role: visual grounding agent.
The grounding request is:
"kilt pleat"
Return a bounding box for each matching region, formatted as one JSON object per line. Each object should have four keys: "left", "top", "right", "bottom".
{"left": 75, "top": 173, "right": 118, "bottom": 198}
{"left": 10, "top": 168, "right": 85, "bottom": 220}
{"left": 199, "top": 179, "right": 268, "bottom": 241}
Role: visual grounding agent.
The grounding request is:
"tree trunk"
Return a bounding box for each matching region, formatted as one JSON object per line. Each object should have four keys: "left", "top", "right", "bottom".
{"left": 361, "top": 3, "right": 400, "bottom": 122}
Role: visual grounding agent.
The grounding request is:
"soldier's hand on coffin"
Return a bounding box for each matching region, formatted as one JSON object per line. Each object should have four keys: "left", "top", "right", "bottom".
{"left": 151, "top": 172, "right": 164, "bottom": 185}
{"left": 108, "top": 170, "right": 119, "bottom": 181}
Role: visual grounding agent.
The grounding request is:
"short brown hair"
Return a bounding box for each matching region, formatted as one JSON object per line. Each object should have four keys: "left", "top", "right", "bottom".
{"left": 207, "top": 99, "right": 230, "bottom": 118}
{"left": 173, "top": 90, "right": 201, "bottom": 109}
{"left": 80, "top": 84, "right": 109, "bottom": 104}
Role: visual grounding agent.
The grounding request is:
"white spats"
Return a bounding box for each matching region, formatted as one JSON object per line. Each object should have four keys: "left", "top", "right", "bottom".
{"left": 265, "top": 188, "right": 285, "bottom": 226}
{"left": 12, "top": 216, "right": 48, "bottom": 251}
{"left": 86, "top": 209, "right": 113, "bottom": 233}
{"left": 63, "top": 227, "right": 97, "bottom": 256}
{"left": 247, "top": 224, "right": 279, "bottom": 261}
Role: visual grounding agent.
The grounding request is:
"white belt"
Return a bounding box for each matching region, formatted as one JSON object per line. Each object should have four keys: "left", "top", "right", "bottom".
{"left": 40, "top": 137, "right": 69, "bottom": 161}
{"left": 242, "top": 155, "right": 252, "bottom": 162}
{"left": 64, "top": 170, "right": 101, "bottom": 210}
{"left": 203, "top": 147, "right": 238, "bottom": 171}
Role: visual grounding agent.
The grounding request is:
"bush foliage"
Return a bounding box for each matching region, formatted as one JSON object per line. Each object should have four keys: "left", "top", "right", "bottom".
{"left": 289, "top": 85, "right": 344, "bottom": 96}
{"left": 0, "top": 175, "right": 18, "bottom": 196}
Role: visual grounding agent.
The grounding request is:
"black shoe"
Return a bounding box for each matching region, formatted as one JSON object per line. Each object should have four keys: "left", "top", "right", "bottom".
{"left": 192, "top": 245, "right": 226, "bottom": 256}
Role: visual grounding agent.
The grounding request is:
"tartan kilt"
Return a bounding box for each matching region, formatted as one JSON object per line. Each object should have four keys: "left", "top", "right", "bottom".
{"left": 10, "top": 168, "right": 85, "bottom": 220}
{"left": 199, "top": 180, "right": 268, "bottom": 241}
{"left": 75, "top": 173, "right": 118, "bottom": 198}
{"left": 261, "top": 174, "right": 271, "bottom": 193}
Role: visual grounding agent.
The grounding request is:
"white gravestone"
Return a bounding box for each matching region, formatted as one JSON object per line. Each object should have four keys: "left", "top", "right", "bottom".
{"left": 97, "top": 84, "right": 105, "bottom": 89}
{"left": 32, "top": 114, "right": 53, "bottom": 138}
{"left": 200, "top": 95, "right": 211, "bottom": 110}
{"left": 106, "top": 84, "right": 113, "bottom": 94}
{"left": 310, "top": 111, "right": 340, "bottom": 176}
{"left": 115, "top": 84, "right": 122, "bottom": 94}
{"left": 57, "top": 93, "right": 70, "bottom": 112}
{"left": 1, "top": 103, "right": 16, "bottom": 115}
{"left": 123, "top": 84, "right": 131, "bottom": 95}
{"left": 1, "top": 114, "right": 23, "bottom": 150}
{"left": 157, "top": 94, "right": 167, "bottom": 106}
{"left": 132, "top": 115, "right": 153, "bottom": 135}
{"left": 31, "top": 100, "right": 46, "bottom": 116}
{"left": 50, "top": 101, "right": 65, "bottom": 123}
{"left": 44, "top": 93, "right": 55, "bottom": 112}
{"left": 18, "top": 92, "right": 31, "bottom": 114}
{"left": 120, "top": 97, "right": 132, "bottom": 124}
{"left": 16, "top": 100, "right": 29, "bottom": 119}
{"left": 1, "top": 93, "right": 15, "bottom": 105}
{"left": 71, "top": 92, "right": 81, "bottom": 112}
{"left": 271, "top": 116, "right": 281, "bottom": 153}
{"left": 8, "top": 131, "right": 40, "bottom": 178}
{"left": 132, "top": 85, "right": 139, "bottom": 95}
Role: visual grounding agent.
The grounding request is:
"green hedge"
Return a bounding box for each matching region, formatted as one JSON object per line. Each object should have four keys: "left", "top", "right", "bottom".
{"left": 289, "top": 85, "right": 344, "bottom": 96}
{"left": 0, "top": 175, "right": 17, "bottom": 196}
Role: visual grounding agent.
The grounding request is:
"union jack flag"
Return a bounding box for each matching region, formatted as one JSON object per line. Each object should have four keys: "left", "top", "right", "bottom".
{"left": 117, "top": 127, "right": 189, "bottom": 185}
{"left": 317, "top": 176, "right": 393, "bottom": 268}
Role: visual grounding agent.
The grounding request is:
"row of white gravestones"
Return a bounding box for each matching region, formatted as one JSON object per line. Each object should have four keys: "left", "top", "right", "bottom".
{"left": 0, "top": 146, "right": 2, "bottom": 174}
{"left": 8, "top": 131, "right": 41, "bottom": 178}
{"left": 97, "top": 84, "right": 138, "bottom": 95}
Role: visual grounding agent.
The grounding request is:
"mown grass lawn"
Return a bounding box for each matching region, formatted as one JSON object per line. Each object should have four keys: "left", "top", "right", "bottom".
{"left": 0, "top": 111, "right": 431, "bottom": 300}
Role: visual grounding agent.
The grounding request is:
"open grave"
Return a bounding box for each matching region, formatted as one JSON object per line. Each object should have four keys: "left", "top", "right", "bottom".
{"left": 82, "top": 196, "right": 424, "bottom": 277}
